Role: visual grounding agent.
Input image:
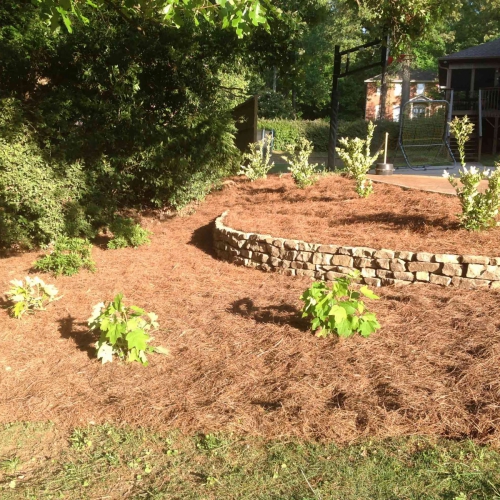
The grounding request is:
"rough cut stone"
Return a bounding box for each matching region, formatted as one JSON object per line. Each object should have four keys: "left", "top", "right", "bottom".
{"left": 291, "top": 261, "right": 304, "bottom": 269}
{"left": 373, "top": 249, "right": 395, "bottom": 259}
{"left": 352, "top": 247, "right": 376, "bottom": 257}
{"left": 395, "top": 251, "right": 415, "bottom": 261}
{"left": 415, "top": 271, "right": 430, "bottom": 281}
{"left": 284, "top": 240, "right": 299, "bottom": 250}
{"left": 296, "top": 251, "right": 313, "bottom": 263}
{"left": 266, "top": 244, "right": 281, "bottom": 257}
{"left": 353, "top": 257, "right": 375, "bottom": 268}
{"left": 407, "top": 262, "right": 441, "bottom": 273}
{"left": 335, "top": 266, "right": 354, "bottom": 275}
{"left": 270, "top": 257, "right": 281, "bottom": 267}
{"left": 259, "top": 263, "right": 271, "bottom": 272}
{"left": 273, "top": 239, "right": 285, "bottom": 248}
{"left": 252, "top": 252, "right": 269, "bottom": 264}
{"left": 452, "top": 277, "right": 490, "bottom": 289}
{"left": 325, "top": 271, "right": 347, "bottom": 281}
{"left": 303, "top": 262, "right": 316, "bottom": 270}
{"left": 393, "top": 271, "right": 415, "bottom": 281}
{"left": 434, "top": 254, "right": 461, "bottom": 264}
{"left": 461, "top": 255, "right": 490, "bottom": 265}
{"left": 430, "top": 274, "right": 452, "bottom": 286}
{"left": 376, "top": 269, "right": 394, "bottom": 279}
{"left": 279, "top": 260, "right": 291, "bottom": 269}
{"left": 416, "top": 252, "right": 434, "bottom": 262}
{"left": 283, "top": 268, "right": 296, "bottom": 276}
{"left": 390, "top": 259, "right": 407, "bottom": 272}
{"left": 375, "top": 259, "right": 391, "bottom": 270}
{"left": 312, "top": 253, "right": 333, "bottom": 265}
{"left": 441, "top": 263, "right": 463, "bottom": 277}
{"left": 489, "top": 257, "right": 500, "bottom": 266}
{"left": 361, "top": 268, "right": 377, "bottom": 278}
{"left": 331, "top": 255, "right": 353, "bottom": 267}
{"left": 282, "top": 250, "right": 298, "bottom": 261}
{"left": 466, "top": 264, "right": 500, "bottom": 280}
{"left": 296, "top": 269, "right": 315, "bottom": 277}
{"left": 490, "top": 281, "right": 500, "bottom": 289}
{"left": 381, "top": 278, "right": 396, "bottom": 286}
{"left": 363, "top": 277, "right": 381, "bottom": 287}
{"left": 240, "top": 249, "right": 252, "bottom": 259}
{"left": 232, "top": 257, "right": 249, "bottom": 266}
{"left": 317, "top": 245, "right": 338, "bottom": 254}
{"left": 337, "top": 246, "right": 354, "bottom": 256}
{"left": 392, "top": 279, "right": 413, "bottom": 286}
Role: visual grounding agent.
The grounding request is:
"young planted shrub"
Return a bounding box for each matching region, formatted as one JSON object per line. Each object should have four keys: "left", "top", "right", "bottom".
{"left": 88, "top": 294, "right": 167, "bottom": 365}
{"left": 34, "top": 237, "right": 96, "bottom": 276}
{"left": 300, "top": 272, "right": 381, "bottom": 338}
{"left": 5, "top": 276, "right": 59, "bottom": 319}
{"left": 444, "top": 116, "right": 500, "bottom": 230}
{"left": 283, "top": 137, "right": 319, "bottom": 188}
{"left": 239, "top": 134, "right": 274, "bottom": 181}
{"left": 107, "top": 217, "right": 151, "bottom": 249}
{"left": 336, "top": 121, "right": 381, "bottom": 197}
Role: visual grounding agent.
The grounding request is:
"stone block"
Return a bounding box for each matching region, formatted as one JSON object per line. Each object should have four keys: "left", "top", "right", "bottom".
{"left": 375, "top": 259, "right": 391, "bottom": 270}
{"left": 303, "top": 262, "right": 316, "bottom": 270}
{"left": 335, "top": 266, "right": 354, "bottom": 275}
{"left": 376, "top": 269, "right": 394, "bottom": 279}
{"left": 407, "top": 262, "right": 441, "bottom": 273}
{"left": 279, "top": 260, "right": 291, "bottom": 269}
{"left": 353, "top": 257, "right": 375, "bottom": 268}
{"left": 270, "top": 257, "right": 281, "bottom": 267}
{"left": 363, "top": 277, "right": 381, "bottom": 287}
{"left": 315, "top": 270, "right": 326, "bottom": 280}
{"left": 338, "top": 246, "right": 354, "bottom": 255}
{"left": 435, "top": 254, "right": 461, "bottom": 264}
{"left": 232, "top": 257, "right": 249, "bottom": 266}
{"left": 390, "top": 259, "right": 407, "bottom": 272}
{"left": 317, "top": 245, "right": 338, "bottom": 254}
{"left": 381, "top": 278, "right": 396, "bottom": 286}
{"left": 282, "top": 250, "right": 298, "bottom": 261}
{"left": 352, "top": 247, "right": 376, "bottom": 257}
{"left": 466, "top": 264, "right": 500, "bottom": 280}
{"left": 312, "top": 253, "right": 333, "bottom": 265}
{"left": 252, "top": 252, "right": 269, "bottom": 264}
{"left": 266, "top": 244, "right": 281, "bottom": 257}
{"left": 416, "top": 252, "right": 434, "bottom": 262}
{"left": 291, "top": 261, "right": 304, "bottom": 269}
{"left": 461, "top": 255, "right": 490, "bottom": 265}
{"left": 415, "top": 271, "right": 430, "bottom": 281}
{"left": 283, "top": 268, "right": 296, "bottom": 277}
{"left": 259, "top": 263, "right": 271, "bottom": 272}
{"left": 392, "top": 279, "right": 413, "bottom": 286}
{"left": 441, "top": 263, "right": 463, "bottom": 277}
{"left": 325, "top": 271, "right": 346, "bottom": 281}
{"left": 240, "top": 249, "right": 252, "bottom": 259}
{"left": 491, "top": 281, "right": 500, "bottom": 289}
{"left": 373, "top": 249, "right": 395, "bottom": 259}
{"left": 429, "top": 274, "right": 452, "bottom": 286}
{"left": 284, "top": 240, "right": 299, "bottom": 250}
{"left": 452, "top": 277, "right": 491, "bottom": 289}
{"left": 396, "top": 251, "right": 415, "bottom": 261}
{"left": 490, "top": 257, "right": 500, "bottom": 266}
{"left": 393, "top": 271, "right": 414, "bottom": 281}
{"left": 296, "top": 251, "right": 313, "bottom": 263}
{"left": 332, "top": 255, "right": 353, "bottom": 267}
{"left": 361, "top": 268, "right": 377, "bottom": 278}
{"left": 296, "top": 269, "right": 315, "bottom": 277}
{"left": 273, "top": 238, "right": 285, "bottom": 248}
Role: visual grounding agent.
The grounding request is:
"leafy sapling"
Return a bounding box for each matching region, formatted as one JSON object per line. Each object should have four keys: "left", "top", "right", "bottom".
{"left": 300, "top": 271, "right": 381, "bottom": 338}
{"left": 88, "top": 294, "right": 168, "bottom": 366}
{"left": 107, "top": 217, "right": 152, "bottom": 249}
{"left": 239, "top": 134, "right": 274, "bottom": 181}
{"left": 444, "top": 116, "right": 500, "bottom": 230}
{"left": 336, "top": 121, "right": 381, "bottom": 197}
{"left": 5, "top": 276, "right": 60, "bottom": 319}
{"left": 282, "top": 137, "right": 319, "bottom": 188}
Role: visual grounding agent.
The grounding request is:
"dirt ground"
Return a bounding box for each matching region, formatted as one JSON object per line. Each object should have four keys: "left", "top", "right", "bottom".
{"left": 1, "top": 174, "right": 500, "bottom": 445}
{"left": 226, "top": 174, "right": 500, "bottom": 256}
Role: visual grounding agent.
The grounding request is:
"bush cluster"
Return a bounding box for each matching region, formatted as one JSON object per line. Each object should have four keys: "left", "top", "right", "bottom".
{"left": 258, "top": 118, "right": 399, "bottom": 153}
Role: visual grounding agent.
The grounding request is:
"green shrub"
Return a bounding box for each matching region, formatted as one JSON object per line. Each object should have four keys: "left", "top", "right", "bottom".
{"left": 107, "top": 217, "right": 151, "bottom": 249}
{"left": 5, "top": 276, "right": 59, "bottom": 319}
{"left": 258, "top": 91, "right": 295, "bottom": 120}
{"left": 34, "top": 237, "right": 96, "bottom": 276}
{"left": 239, "top": 134, "right": 274, "bottom": 181}
{"left": 283, "top": 138, "right": 319, "bottom": 188}
{"left": 88, "top": 293, "right": 168, "bottom": 365}
{"left": 259, "top": 119, "right": 304, "bottom": 151}
{"left": 300, "top": 272, "right": 381, "bottom": 338}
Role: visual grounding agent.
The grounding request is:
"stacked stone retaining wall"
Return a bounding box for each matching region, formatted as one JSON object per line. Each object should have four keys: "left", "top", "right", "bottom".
{"left": 213, "top": 211, "right": 500, "bottom": 289}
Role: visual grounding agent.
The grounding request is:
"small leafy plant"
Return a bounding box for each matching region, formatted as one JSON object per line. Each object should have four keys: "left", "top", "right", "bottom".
{"left": 336, "top": 121, "right": 381, "bottom": 197}
{"left": 300, "top": 272, "right": 381, "bottom": 338}
{"left": 239, "top": 134, "right": 274, "bottom": 181}
{"left": 88, "top": 294, "right": 167, "bottom": 366}
{"left": 5, "top": 276, "right": 59, "bottom": 318}
{"left": 282, "top": 137, "right": 319, "bottom": 188}
{"left": 34, "top": 237, "right": 96, "bottom": 276}
{"left": 444, "top": 117, "right": 500, "bottom": 230}
{"left": 107, "top": 217, "right": 152, "bottom": 249}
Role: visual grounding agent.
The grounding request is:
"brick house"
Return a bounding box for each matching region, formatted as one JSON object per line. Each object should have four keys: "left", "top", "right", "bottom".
{"left": 364, "top": 69, "right": 439, "bottom": 122}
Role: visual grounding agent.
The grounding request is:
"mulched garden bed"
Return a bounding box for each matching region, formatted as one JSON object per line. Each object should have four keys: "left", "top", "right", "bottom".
{"left": 0, "top": 174, "right": 499, "bottom": 445}
{"left": 225, "top": 174, "right": 500, "bottom": 256}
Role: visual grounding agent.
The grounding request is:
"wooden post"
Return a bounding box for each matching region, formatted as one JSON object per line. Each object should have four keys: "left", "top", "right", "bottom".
{"left": 327, "top": 45, "right": 341, "bottom": 171}
{"left": 493, "top": 116, "right": 499, "bottom": 156}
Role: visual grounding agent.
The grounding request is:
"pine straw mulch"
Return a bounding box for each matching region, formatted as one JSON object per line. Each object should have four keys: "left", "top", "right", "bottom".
{"left": 225, "top": 174, "right": 500, "bottom": 256}
{"left": 0, "top": 174, "right": 500, "bottom": 445}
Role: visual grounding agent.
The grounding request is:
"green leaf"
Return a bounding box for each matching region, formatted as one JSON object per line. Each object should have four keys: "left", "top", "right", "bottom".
{"left": 336, "top": 319, "right": 353, "bottom": 338}
{"left": 126, "top": 329, "right": 149, "bottom": 352}
{"left": 329, "top": 304, "right": 347, "bottom": 323}
{"left": 359, "top": 286, "right": 380, "bottom": 300}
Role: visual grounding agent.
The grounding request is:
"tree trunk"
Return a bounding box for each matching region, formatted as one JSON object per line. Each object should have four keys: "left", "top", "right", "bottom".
{"left": 400, "top": 55, "right": 411, "bottom": 118}
{"left": 272, "top": 66, "right": 277, "bottom": 92}
{"left": 379, "top": 75, "right": 388, "bottom": 121}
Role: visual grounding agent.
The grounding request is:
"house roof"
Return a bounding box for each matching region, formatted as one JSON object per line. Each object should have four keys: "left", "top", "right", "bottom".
{"left": 364, "top": 69, "right": 437, "bottom": 83}
{"left": 439, "top": 37, "right": 500, "bottom": 61}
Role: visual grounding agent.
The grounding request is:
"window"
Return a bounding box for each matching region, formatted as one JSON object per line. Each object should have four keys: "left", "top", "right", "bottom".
{"left": 376, "top": 85, "right": 381, "bottom": 96}
{"left": 374, "top": 105, "right": 380, "bottom": 120}
{"left": 394, "top": 83, "right": 402, "bottom": 96}
{"left": 416, "top": 83, "right": 425, "bottom": 95}
{"left": 393, "top": 105, "right": 400, "bottom": 122}
{"left": 412, "top": 104, "right": 426, "bottom": 119}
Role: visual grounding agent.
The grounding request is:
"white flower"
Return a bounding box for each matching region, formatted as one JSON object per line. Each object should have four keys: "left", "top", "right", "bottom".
{"left": 461, "top": 166, "right": 469, "bottom": 175}
{"left": 442, "top": 170, "right": 450, "bottom": 179}
{"left": 9, "top": 279, "right": 23, "bottom": 288}
{"left": 469, "top": 166, "right": 478, "bottom": 175}
{"left": 483, "top": 169, "right": 491, "bottom": 178}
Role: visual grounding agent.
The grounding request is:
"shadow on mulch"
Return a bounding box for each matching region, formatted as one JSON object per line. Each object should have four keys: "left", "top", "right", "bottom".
{"left": 57, "top": 315, "right": 96, "bottom": 358}
{"left": 189, "top": 221, "right": 216, "bottom": 256}
{"left": 230, "top": 297, "right": 309, "bottom": 331}
{"left": 336, "top": 212, "right": 459, "bottom": 232}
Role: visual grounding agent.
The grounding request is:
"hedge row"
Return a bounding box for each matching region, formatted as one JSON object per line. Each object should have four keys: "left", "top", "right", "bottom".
{"left": 259, "top": 118, "right": 400, "bottom": 152}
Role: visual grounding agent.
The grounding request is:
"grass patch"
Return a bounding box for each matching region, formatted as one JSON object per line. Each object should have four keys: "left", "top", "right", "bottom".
{"left": 1, "top": 423, "right": 500, "bottom": 499}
